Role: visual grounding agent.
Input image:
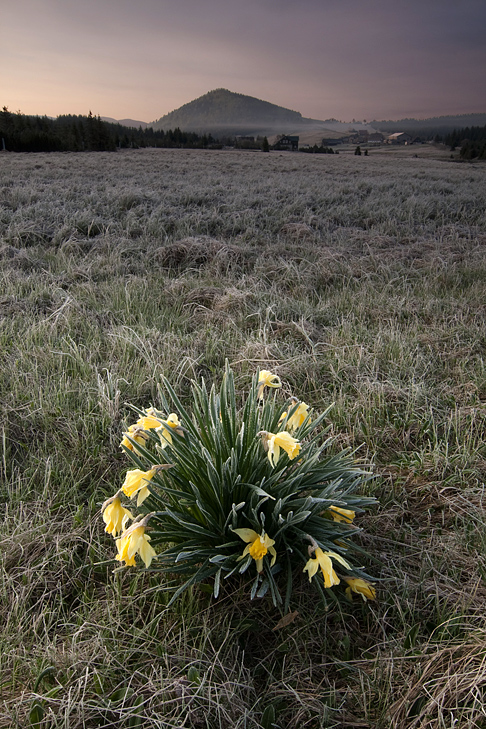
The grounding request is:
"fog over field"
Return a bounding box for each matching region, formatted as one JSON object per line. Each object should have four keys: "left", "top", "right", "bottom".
{"left": 1, "top": 149, "right": 486, "bottom": 728}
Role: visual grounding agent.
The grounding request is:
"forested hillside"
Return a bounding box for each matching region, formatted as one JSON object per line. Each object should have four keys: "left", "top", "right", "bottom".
{"left": 445, "top": 124, "right": 486, "bottom": 159}
{"left": 374, "top": 113, "right": 486, "bottom": 140}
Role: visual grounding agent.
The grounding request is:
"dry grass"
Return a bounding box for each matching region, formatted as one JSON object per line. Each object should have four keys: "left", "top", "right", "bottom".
{"left": 388, "top": 628, "right": 486, "bottom": 728}
{"left": 0, "top": 148, "right": 485, "bottom": 727}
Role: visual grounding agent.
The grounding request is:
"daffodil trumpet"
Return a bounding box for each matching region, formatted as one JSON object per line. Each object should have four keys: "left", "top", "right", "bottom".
{"left": 233, "top": 528, "right": 277, "bottom": 573}
{"left": 122, "top": 464, "right": 173, "bottom": 505}
{"left": 115, "top": 513, "right": 156, "bottom": 568}
{"left": 101, "top": 490, "right": 134, "bottom": 537}
{"left": 303, "top": 537, "right": 351, "bottom": 588}
{"left": 279, "top": 397, "right": 310, "bottom": 432}
{"left": 258, "top": 430, "right": 301, "bottom": 467}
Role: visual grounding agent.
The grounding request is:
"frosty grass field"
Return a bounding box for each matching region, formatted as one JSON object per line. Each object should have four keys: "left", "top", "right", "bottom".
{"left": 1, "top": 147, "right": 486, "bottom": 727}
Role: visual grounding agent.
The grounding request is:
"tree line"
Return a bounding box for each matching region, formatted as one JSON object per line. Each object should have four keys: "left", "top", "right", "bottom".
{"left": 444, "top": 124, "right": 486, "bottom": 160}
{"left": 374, "top": 113, "right": 486, "bottom": 141}
{"left": 0, "top": 108, "right": 218, "bottom": 153}
{"left": 300, "top": 145, "right": 337, "bottom": 154}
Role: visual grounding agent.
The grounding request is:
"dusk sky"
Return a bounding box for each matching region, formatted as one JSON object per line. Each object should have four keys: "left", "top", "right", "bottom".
{"left": 3, "top": 0, "right": 486, "bottom": 123}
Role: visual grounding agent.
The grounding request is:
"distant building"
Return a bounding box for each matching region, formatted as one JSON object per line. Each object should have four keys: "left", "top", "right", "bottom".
{"left": 368, "top": 132, "right": 385, "bottom": 145}
{"left": 274, "top": 135, "right": 299, "bottom": 151}
{"left": 321, "top": 137, "right": 342, "bottom": 146}
{"left": 386, "top": 132, "right": 413, "bottom": 145}
{"left": 321, "top": 134, "right": 354, "bottom": 146}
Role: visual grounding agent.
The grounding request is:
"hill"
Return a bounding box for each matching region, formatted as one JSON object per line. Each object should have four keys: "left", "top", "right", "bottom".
{"left": 103, "top": 98, "right": 486, "bottom": 142}
{"left": 101, "top": 117, "right": 149, "bottom": 129}
{"left": 149, "top": 89, "right": 348, "bottom": 138}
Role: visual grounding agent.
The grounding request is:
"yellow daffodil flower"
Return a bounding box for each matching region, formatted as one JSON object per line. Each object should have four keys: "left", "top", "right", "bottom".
{"left": 157, "top": 413, "right": 182, "bottom": 448}
{"left": 260, "top": 430, "right": 300, "bottom": 467}
{"left": 116, "top": 520, "right": 156, "bottom": 568}
{"left": 120, "top": 410, "right": 165, "bottom": 451}
{"left": 257, "top": 370, "right": 282, "bottom": 399}
{"left": 328, "top": 506, "right": 356, "bottom": 524}
{"left": 343, "top": 576, "right": 376, "bottom": 602}
{"left": 286, "top": 400, "right": 310, "bottom": 431}
{"left": 120, "top": 424, "right": 149, "bottom": 452}
{"left": 303, "top": 547, "right": 351, "bottom": 588}
{"left": 101, "top": 493, "right": 134, "bottom": 537}
{"left": 122, "top": 467, "right": 157, "bottom": 505}
{"left": 136, "top": 413, "right": 163, "bottom": 430}
{"left": 233, "top": 528, "right": 277, "bottom": 573}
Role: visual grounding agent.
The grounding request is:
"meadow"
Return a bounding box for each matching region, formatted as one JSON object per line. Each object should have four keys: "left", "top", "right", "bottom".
{"left": 1, "top": 147, "right": 485, "bottom": 728}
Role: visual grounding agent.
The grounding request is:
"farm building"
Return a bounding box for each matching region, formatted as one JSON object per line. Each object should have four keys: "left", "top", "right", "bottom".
{"left": 321, "top": 135, "right": 355, "bottom": 146}
{"left": 386, "top": 132, "right": 413, "bottom": 145}
{"left": 321, "top": 137, "right": 342, "bottom": 146}
{"left": 274, "top": 135, "right": 299, "bottom": 151}
{"left": 368, "top": 132, "right": 385, "bottom": 145}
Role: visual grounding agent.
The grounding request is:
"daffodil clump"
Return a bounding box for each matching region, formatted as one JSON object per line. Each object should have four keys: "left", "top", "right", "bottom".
{"left": 101, "top": 364, "right": 377, "bottom": 609}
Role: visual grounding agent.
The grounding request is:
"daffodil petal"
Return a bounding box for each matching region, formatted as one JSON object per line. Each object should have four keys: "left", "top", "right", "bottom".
{"left": 233, "top": 528, "right": 260, "bottom": 543}
{"left": 136, "top": 486, "right": 151, "bottom": 506}
{"left": 303, "top": 557, "right": 319, "bottom": 581}
{"left": 325, "top": 551, "right": 352, "bottom": 570}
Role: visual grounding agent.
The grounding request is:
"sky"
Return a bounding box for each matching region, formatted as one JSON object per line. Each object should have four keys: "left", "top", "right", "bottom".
{"left": 2, "top": 0, "right": 486, "bottom": 123}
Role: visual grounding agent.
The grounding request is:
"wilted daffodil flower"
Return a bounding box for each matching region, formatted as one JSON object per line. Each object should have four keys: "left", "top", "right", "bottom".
{"left": 120, "top": 424, "right": 149, "bottom": 452}
{"left": 327, "top": 506, "right": 356, "bottom": 524}
{"left": 303, "top": 547, "right": 351, "bottom": 588}
{"left": 233, "top": 528, "right": 277, "bottom": 573}
{"left": 257, "top": 370, "right": 282, "bottom": 399}
{"left": 102, "top": 492, "right": 133, "bottom": 537}
{"left": 157, "top": 413, "right": 182, "bottom": 448}
{"left": 343, "top": 576, "right": 376, "bottom": 602}
{"left": 115, "top": 516, "right": 156, "bottom": 568}
{"left": 120, "top": 410, "right": 164, "bottom": 451}
{"left": 259, "top": 430, "right": 301, "bottom": 467}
